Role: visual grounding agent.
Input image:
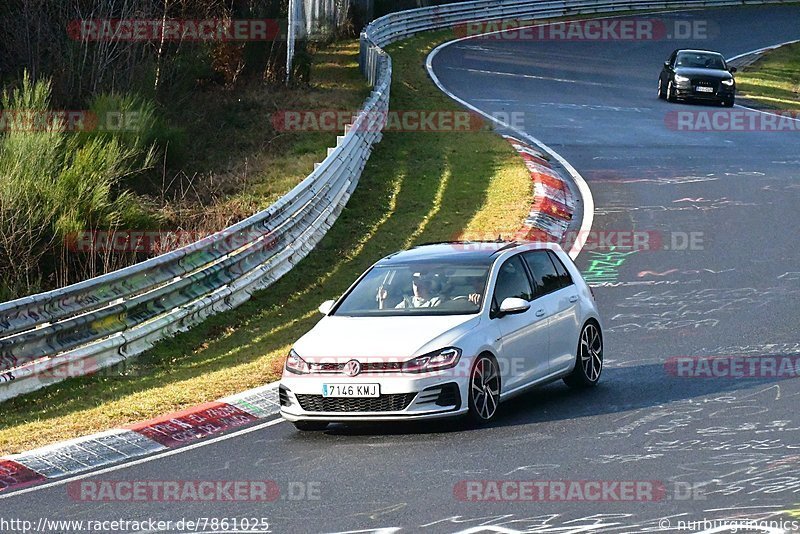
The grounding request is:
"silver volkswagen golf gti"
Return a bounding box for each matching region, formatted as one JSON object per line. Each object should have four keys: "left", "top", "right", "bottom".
{"left": 279, "top": 241, "right": 603, "bottom": 430}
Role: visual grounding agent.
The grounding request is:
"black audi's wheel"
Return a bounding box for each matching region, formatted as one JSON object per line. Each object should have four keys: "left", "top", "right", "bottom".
{"left": 293, "top": 421, "right": 329, "bottom": 431}
{"left": 658, "top": 78, "right": 666, "bottom": 99}
{"left": 564, "top": 322, "right": 603, "bottom": 388}
{"left": 467, "top": 354, "right": 501, "bottom": 424}
{"left": 723, "top": 96, "right": 735, "bottom": 107}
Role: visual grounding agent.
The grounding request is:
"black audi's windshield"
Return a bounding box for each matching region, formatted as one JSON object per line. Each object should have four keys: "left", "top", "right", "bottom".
{"left": 333, "top": 262, "right": 492, "bottom": 316}
{"left": 676, "top": 51, "right": 727, "bottom": 70}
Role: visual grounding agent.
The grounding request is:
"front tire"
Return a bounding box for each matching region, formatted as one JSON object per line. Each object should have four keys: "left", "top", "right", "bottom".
{"left": 564, "top": 322, "right": 603, "bottom": 388}
{"left": 657, "top": 78, "right": 666, "bottom": 99}
{"left": 467, "top": 354, "right": 501, "bottom": 424}
{"left": 293, "top": 421, "right": 328, "bottom": 431}
{"left": 722, "top": 96, "right": 735, "bottom": 107}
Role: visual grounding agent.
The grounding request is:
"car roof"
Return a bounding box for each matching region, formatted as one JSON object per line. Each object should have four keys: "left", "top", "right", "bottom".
{"left": 676, "top": 49, "right": 724, "bottom": 56}
{"left": 376, "top": 241, "right": 553, "bottom": 266}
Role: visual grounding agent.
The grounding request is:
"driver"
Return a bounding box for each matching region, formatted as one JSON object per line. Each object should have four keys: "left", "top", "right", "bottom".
{"left": 461, "top": 277, "right": 484, "bottom": 306}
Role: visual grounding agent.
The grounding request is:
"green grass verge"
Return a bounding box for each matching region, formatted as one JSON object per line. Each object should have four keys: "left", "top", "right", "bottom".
{"left": 736, "top": 42, "right": 800, "bottom": 111}
{"left": 0, "top": 30, "right": 531, "bottom": 455}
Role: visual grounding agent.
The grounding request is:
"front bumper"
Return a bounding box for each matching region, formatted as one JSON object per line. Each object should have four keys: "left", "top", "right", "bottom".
{"left": 674, "top": 81, "right": 734, "bottom": 101}
{"left": 279, "top": 373, "right": 466, "bottom": 422}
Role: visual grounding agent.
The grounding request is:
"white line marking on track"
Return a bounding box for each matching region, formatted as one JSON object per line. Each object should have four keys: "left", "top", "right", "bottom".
{"left": 442, "top": 65, "right": 611, "bottom": 87}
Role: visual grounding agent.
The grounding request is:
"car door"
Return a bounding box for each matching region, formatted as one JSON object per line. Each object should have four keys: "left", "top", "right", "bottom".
{"left": 522, "top": 250, "right": 581, "bottom": 375}
{"left": 491, "top": 254, "right": 549, "bottom": 391}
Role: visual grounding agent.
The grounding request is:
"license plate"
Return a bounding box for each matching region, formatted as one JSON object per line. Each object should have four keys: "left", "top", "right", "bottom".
{"left": 322, "top": 383, "right": 379, "bottom": 397}
{"left": 695, "top": 86, "right": 714, "bottom": 93}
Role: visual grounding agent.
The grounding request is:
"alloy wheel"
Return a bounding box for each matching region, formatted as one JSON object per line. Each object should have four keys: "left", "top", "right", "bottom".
{"left": 470, "top": 356, "right": 500, "bottom": 421}
{"left": 580, "top": 323, "right": 603, "bottom": 382}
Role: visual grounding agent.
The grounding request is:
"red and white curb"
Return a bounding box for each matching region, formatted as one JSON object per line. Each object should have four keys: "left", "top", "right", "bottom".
{"left": 0, "top": 382, "right": 279, "bottom": 495}
{"left": 503, "top": 135, "right": 576, "bottom": 243}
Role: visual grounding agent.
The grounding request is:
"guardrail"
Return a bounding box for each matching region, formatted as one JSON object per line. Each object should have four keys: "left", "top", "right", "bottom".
{"left": 0, "top": 0, "right": 790, "bottom": 402}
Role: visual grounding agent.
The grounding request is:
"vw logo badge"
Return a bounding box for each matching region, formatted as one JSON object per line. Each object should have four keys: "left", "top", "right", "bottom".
{"left": 343, "top": 359, "right": 361, "bottom": 377}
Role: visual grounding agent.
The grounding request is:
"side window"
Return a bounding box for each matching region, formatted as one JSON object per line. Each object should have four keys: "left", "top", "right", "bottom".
{"left": 493, "top": 255, "right": 533, "bottom": 307}
{"left": 669, "top": 51, "right": 678, "bottom": 67}
{"left": 523, "top": 251, "right": 561, "bottom": 297}
{"left": 548, "top": 251, "right": 574, "bottom": 289}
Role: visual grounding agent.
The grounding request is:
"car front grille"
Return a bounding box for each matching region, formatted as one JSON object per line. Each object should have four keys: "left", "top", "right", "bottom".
{"left": 296, "top": 393, "right": 416, "bottom": 412}
{"left": 308, "top": 361, "right": 405, "bottom": 374}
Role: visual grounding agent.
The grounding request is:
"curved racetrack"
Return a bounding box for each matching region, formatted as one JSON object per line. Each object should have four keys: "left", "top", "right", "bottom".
{"left": 3, "top": 5, "right": 800, "bottom": 533}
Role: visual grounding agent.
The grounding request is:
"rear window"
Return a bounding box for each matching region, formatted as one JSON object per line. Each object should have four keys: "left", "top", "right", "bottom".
{"left": 522, "top": 251, "right": 561, "bottom": 297}
{"left": 548, "top": 251, "right": 574, "bottom": 289}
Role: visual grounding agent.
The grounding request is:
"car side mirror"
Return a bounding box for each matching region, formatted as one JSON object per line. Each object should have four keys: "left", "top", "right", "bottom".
{"left": 729, "top": 66, "right": 737, "bottom": 73}
{"left": 664, "top": 61, "right": 670, "bottom": 69}
{"left": 318, "top": 300, "right": 335, "bottom": 315}
{"left": 499, "top": 297, "right": 530, "bottom": 316}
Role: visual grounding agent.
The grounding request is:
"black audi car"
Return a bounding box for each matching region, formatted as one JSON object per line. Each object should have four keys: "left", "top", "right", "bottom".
{"left": 658, "top": 49, "right": 737, "bottom": 107}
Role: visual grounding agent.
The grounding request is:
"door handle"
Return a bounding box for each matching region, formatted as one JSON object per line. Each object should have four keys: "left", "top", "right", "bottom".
{"left": 535, "top": 309, "right": 546, "bottom": 318}
{"left": 569, "top": 295, "right": 579, "bottom": 303}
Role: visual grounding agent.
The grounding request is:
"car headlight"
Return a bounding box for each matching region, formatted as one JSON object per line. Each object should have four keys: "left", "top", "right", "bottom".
{"left": 721, "top": 78, "right": 735, "bottom": 86}
{"left": 403, "top": 347, "right": 461, "bottom": 373}
{"left": 285, "top": 349, "right": 311, "bottom": 374}
{"left": 674, "top": 74, "right": 690, "bottom": 83}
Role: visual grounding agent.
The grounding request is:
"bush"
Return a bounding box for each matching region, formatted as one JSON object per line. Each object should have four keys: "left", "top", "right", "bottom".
{"left": 0, "top": 73, "right": 158, "bottom": 298}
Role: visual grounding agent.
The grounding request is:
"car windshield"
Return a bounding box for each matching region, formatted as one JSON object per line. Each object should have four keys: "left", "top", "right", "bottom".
{"left": 333, "top": 262, "right": 492, "bottom": 316}
{"left": 676, "top": 52, "right": 726, "bottom": 70}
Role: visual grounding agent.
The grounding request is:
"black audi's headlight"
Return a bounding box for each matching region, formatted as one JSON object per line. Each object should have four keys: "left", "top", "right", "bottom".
{"left": 721, "top": 78, "right": 735, "bottom": 87}
{"left": 285, "top": 349, "right": 311, "bottom": 374}
{"left": 403, "top": 347, "right": 461, "bottom": 373}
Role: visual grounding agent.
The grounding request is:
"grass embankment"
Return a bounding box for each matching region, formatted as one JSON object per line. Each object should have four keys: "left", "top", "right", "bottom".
{"left": 736, "top": 42, "right": 800, "bottom": 111}
{"left": 0, "top": 30, "right": 531, "bottom": 455}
